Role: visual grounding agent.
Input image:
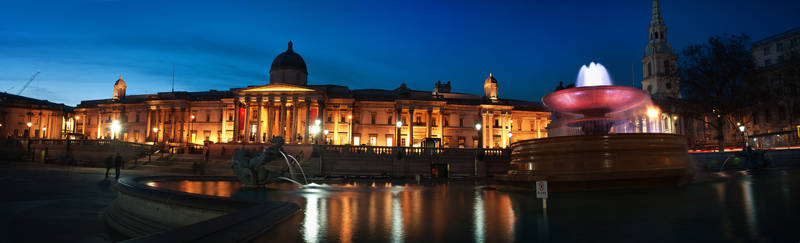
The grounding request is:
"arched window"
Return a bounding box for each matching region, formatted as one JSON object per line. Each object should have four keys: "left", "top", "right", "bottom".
{"left": 647, "top": 62, "right": 653, "bottom": 77}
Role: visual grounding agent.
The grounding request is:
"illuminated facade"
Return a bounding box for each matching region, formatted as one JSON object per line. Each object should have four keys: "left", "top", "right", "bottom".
{"left": 0, "top": 92, "right": 75, "bottom": 139}
{"left": 75, "top": 42, "right": 550, "bottom": 148}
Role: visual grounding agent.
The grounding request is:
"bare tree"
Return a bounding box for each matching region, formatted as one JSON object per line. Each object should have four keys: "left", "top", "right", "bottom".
{"left": 679, "top": 34, "right": 756, "bottom": 152}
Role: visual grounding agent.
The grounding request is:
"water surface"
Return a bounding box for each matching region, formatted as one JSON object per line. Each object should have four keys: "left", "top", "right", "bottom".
{"left": 150, "top": 169, "right": 800, "bottom": 242}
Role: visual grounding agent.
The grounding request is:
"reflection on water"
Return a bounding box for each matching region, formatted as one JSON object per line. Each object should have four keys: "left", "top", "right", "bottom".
{"left": 149, "top": 181, "right": 519, "bottom": 242}
{"left": 149, "top": 170, "right": 800, "bottom": 242}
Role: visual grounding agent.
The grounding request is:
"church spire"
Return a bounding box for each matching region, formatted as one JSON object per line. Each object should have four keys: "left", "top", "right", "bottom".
{"left": 288, "top": 40, "right": 293, "bottom": 51}
{"left": 651, "top": 0, "right": 664, "bottom": 26}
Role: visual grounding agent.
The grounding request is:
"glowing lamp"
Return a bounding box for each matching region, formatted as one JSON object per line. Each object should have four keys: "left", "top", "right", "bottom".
{"left": 738, "top": 125, "right": 745, "bottom": 132}
{"left": 323, "top": 130, "right": 329, "bottom": 135}
{"left": 396, "top": 121, "right": 403, "bottom": 128}
{"left": 475, "top": 123, "right": 482, "bottom": 131}
{"left": 315, "top": 119, "right": 321, "bottom": 126}
{"left": 27, "top": 122, "right": 32, "bottom": 127}
{"left": 153, "top": 127, "right": 159, "bottom": 133}
{"left": 42, "top": 127, "right": 47, "bottom": 131}
{"left": 646, "top": 107, "right": 660, "bottom": 118}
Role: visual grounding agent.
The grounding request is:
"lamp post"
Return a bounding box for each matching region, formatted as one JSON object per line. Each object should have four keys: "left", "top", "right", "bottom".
{"left": 396, "top": 120, "right": 403, "bottom": 147}
{"left": 110, "top": 120, "right": 121, "bottom": 140}
{"left": 314, "top": 119, "right": 322, "bottom": 144}
{"left": 475, "top": 123, "right": 482, "bottom": 148}
{"left": 190, "top": 114, "right": 196, "bottom": 144}
{"left": 507, "top": 132, "right": 512, "bottom": 147}
{"left": 27, "top": 122, "right": 32, "bottom": 138}
{"left": 347, "top": 115, "right": 352, "bottom": 145}
{"left": 738, "top": 124, "right": 747, "bottom": 149}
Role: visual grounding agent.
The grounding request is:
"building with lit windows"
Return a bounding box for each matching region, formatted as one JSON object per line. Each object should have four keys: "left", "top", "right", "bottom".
{"left": 0, "top": 92, "right": 75, "bottom": 139}
{"left": 75, "top": 41, "right": 550, "bottom": 148}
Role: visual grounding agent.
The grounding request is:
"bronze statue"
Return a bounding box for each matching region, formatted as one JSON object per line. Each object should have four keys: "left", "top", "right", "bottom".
{"left": 231, "top": 136, "right": 285, "bottom": 186}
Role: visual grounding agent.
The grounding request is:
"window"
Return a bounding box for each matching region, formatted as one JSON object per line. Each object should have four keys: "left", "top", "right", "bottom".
{"left": 386, "top": 136, "right": 393, "bottom": 147}
{"left": 494, "top": 119, "right": 499, "bottom": 128}
{"left": 228, "top": 112, "right": 233, "bottom": 121}
{"left": 369, "top": 134, "right": 377, "bottom": 146}
{"left": 459, "top": 118, "right": 464, "bottom": 127}
{"left": 777, "top": 42, "right": 784, "bottom": 52}
{"left": 752, "top": 112, "right": 759, "bottom": 125}
{"left": 135, "top": 112, "right": 140, "bottom": 122}
{"left": 647, "top": 62, "right": 652, "bottom": 77}
{"left": 663, "top": 60, "right": 670, "bottom": 73}
{"left": 327, "top": 115, "right": 332, "bottom": 122}
{"left": 341, "top": 115, "right": 346, "bottom": 123}
{"left": 431, "top": 118, "right": 437, "bottom": 127}
{"left": 353, "top": 136, "right": 360, "bottom": 145}
{"left": 765, "top": 109, "right": 771, "bottom": 123}
{"left": 444, "top": 117, "right": 449, "bottom": 127}
{"left": 370, "top": 113, "right": 376, "bottom": 124}
{"left": 387, "top": 115, "right": 393, "bottom": 125}
{"left": 764, "top": 45, "right": 770, "bottom": 55}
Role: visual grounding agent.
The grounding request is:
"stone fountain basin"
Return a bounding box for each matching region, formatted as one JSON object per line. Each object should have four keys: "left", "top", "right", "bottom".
{"left": 542, "top": 85, "right": 650, "bottom": 116}
{"left": 504, "top": 133, "right": 692, "bottom": 191}
{"left": 105, "top": 176, "right": 300, "bottom": 240}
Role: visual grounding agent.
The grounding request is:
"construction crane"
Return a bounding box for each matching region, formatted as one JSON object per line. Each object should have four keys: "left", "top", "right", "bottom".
{"left": 16, "top": 71, "right": 40, "bottom": 96}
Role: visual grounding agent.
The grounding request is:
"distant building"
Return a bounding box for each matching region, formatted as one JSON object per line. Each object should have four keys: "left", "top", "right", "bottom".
{"left": 751, "top": 27, "right": 800, "bottom": 68}
{"left": 744, "top": 27, "right": 800, "bottom": 148}
{"left": 75, "top": 42, "right": 550, "bottom": 148}
{"left": 0, "top": 92, "right": 74, "bottom": 139}
{"left": 640, "top": 0, "right": 690, "bottom": 141}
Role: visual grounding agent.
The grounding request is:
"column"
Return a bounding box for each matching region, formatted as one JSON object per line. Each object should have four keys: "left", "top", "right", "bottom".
{"left": 267, "top": 97, "right": 273, "bottom": 141}
{"left": 333, "top": 107, "right": 339, "bottom": 144}
{"left": 146, "top": 109, "right": 152, "bottom": 138}
{"left": 488, "top": 112, "right": 494, "bottom": 148}
{"left": 426, "top": 109, "right": 432, "bottom": 138}
{"left": 408, "top": 107, "right": 414, "bottom": 146}
{"left": 291, "top": 96, "right": 298, "bottom": 143}
{"left": 96, "top": 111, "right": 101, "bottom": 139}
{"left": 244, "top": 97, "right": 251, "bottom": 142}
{"left": 233, "top": 101, "right": 240, "bottom": 142}
{"left": 279, "top": 97, "right": 286, "bottom": 138}
{"left": 256, "top": 96, "right": 263, "bottom": 143}
{"left": 319, "top": 101, "right": 325, "bottom": 144}
{"left": 305, "top": 99, "right": 311, "bottom": 144}
{"left": 501, "top": 112, "right": 508, "bottom": 148}
{"left": 438, "top": 109, "right": 444, "bottom": 139}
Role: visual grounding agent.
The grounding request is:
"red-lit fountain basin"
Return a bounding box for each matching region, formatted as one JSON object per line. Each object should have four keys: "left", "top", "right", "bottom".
{"left": 542, "top": 85, "right": 650, "bottom": 116}
{"left": 503, "top": 133, "right": 692, "bottom": 191}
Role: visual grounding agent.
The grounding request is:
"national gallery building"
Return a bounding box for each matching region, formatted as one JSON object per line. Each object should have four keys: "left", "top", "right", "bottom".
{"left": 75, "top": 42, "right": 551, "bottom": 148}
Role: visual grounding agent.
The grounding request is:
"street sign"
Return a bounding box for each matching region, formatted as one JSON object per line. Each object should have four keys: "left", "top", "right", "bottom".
{"left": 536, "top": 180, "right": 548, "bottom": 199}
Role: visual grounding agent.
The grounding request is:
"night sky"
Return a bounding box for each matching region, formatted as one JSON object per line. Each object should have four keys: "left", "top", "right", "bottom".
{"left": 1, "top": 0, "right": 798, "bottom": 106}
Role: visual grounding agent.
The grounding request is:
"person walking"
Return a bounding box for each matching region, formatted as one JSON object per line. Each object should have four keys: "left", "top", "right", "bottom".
{"left": 104, "top": 156, "right": 113, "bottom": 179}
{"left": 114, "top": 152, "right": 123, "bottom": 179}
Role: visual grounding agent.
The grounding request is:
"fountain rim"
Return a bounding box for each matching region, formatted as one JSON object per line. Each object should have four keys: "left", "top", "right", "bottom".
{"left": 541, "top": 85, "right": 650, "bottom": 112}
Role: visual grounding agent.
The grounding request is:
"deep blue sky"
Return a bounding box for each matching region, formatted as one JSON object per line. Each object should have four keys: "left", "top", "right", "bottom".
{"left": 1, "top": 0, "right": 798, "bottom": 106}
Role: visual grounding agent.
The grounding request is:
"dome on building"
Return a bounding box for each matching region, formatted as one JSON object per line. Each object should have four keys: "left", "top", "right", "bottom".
{"left": 270, "top": 41, "right": 307, "bottom": 74}
{"left": 269, "top": 41, "right": 309, "bottom": 85}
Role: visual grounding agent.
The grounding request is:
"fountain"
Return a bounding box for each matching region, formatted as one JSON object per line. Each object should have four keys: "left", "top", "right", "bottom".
{"left": 502, "top": 62, "right": 690, "bottom": 190}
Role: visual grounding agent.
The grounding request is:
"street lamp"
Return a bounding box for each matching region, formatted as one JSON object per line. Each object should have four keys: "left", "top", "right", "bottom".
{"left": 110, "top": 120, "right": 121, "bottom": 140}
{"left": 475, "top": 123, "right": 482, "bottom": 148}
{"left": 394, "top": 121, "right": 403, "bottom": 147}
{"left": 153, "top": 127, "right": 159, "bottom": 143}
{"left": 738, "top": 125, "right": 747, "bottom": 148}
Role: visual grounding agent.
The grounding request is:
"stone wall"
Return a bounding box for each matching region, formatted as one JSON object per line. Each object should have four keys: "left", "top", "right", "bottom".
{"left": 690, "top": 148, "right": 800, "bottom": 170}
{"left": 314, "top": 145, "right": 510, "bottom": 178}
{"left": 6, "top": 139, "right": 154, "bottom": 167}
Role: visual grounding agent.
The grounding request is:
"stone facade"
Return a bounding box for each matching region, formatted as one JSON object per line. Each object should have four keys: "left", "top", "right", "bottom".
{"left": 75, "top": 42, "right": 550, "bottom": 148}
{"left": 0, "top": 92, "right": 74, "bottom": 139}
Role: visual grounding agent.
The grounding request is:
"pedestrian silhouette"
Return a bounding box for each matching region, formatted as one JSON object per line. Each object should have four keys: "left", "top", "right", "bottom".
{"left": 104, "top": 156, "right": 113, "bottom": 179}
{"left": 114, "top": 152, "right": 123, "bottom": 179}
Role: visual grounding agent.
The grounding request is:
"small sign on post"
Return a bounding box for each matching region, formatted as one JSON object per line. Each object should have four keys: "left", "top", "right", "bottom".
{"left": 536, "top": 180, "right": 548, "bottom": 209}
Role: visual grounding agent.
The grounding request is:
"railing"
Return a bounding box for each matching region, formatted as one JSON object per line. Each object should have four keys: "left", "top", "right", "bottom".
{"left": 319, "top": 144, "right": 510, "bottom": 158}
